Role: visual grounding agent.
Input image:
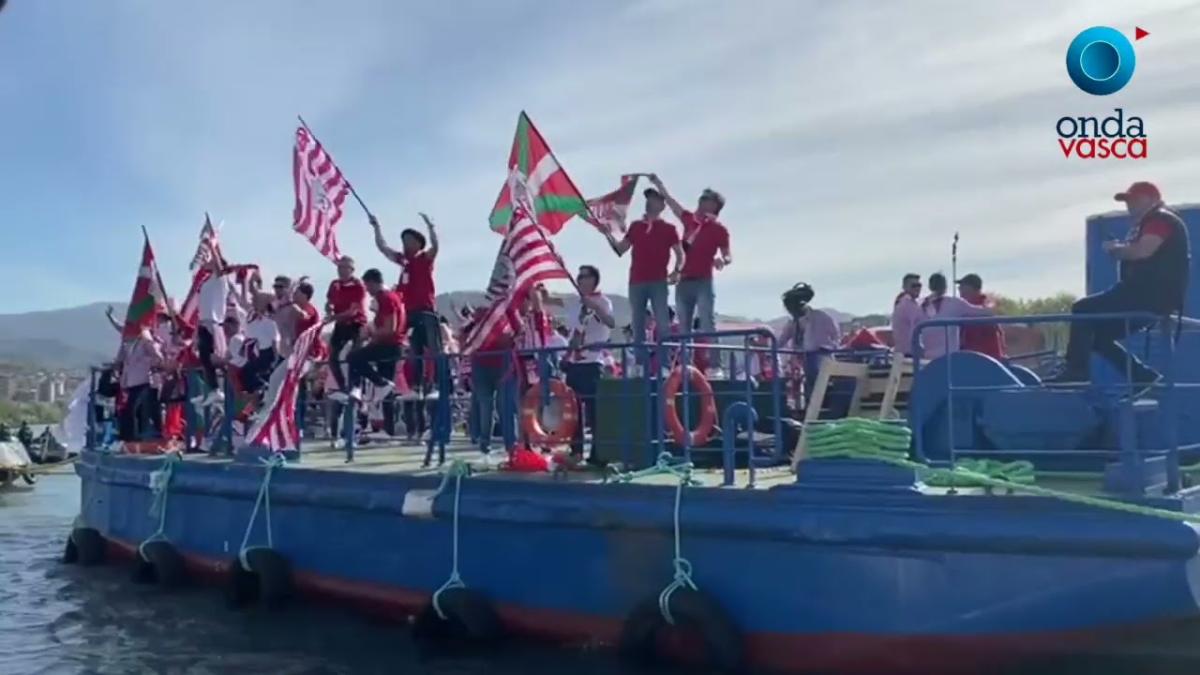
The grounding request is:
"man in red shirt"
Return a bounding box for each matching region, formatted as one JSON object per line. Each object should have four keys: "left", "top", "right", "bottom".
{"left": 325, "top": 256, "right": 367, "bottom": 401}
{"left": 1053, "top": 181, "right": 1190, "bottom": 390}
{"left": 371, "top": 212, "right": 440, "bottom": 398}
{"left": 956, "top": 274, "right": 1005, "bottom": 360}
{"left": 649, "top": 175, "right": 730, "bottom": 372}
{"left": 347, "top": 268, "right": 407, "bottom": 403}
{"left": 606, "top": 187, "right": 683, "bottom": 371}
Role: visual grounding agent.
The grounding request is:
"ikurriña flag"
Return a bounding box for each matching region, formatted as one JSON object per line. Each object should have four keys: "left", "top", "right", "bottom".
{"left": 487, "top": 112, "right": 589, "bottom": 236}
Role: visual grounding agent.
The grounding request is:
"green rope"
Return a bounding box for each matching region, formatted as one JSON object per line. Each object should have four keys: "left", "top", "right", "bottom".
{"left": 139, "top": 452, "right": 182, "bottom": 560}
{"left": 804, "top": 418, "right": 1200, "bottom": 524}
{"left": 431, "top": 459, "right": 471, "bottom": 620}
{"left": 238, "top": 453, "right": 287, "bottom": 570}
{"left": 607, "top": 452, "right": 699, "bottom": 626}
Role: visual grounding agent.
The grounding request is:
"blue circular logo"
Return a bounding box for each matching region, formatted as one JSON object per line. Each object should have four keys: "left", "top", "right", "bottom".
{"left": 1066, "top": 26, "right": 1136, "bottom": 95}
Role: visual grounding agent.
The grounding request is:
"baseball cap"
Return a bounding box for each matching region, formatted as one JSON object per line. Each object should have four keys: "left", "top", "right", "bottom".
{"left": 955, "top": 273, "right": 982, "bottom": 288}
{"left": 1114, "top": 181, "right": 1162, "bottom": 203}
{"left": 643, "top": 187, "right": 664, "bottom": 200}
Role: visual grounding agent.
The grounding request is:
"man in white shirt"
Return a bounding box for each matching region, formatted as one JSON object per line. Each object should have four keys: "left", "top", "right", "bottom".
{"left": 194, "top": 258, "right": 232, "bottom": 406}
{"left": 241, "top": 292, "right": 281, "bottom": 393}
{"left": 562, "top": 265, "right": 615, "bottom": 461}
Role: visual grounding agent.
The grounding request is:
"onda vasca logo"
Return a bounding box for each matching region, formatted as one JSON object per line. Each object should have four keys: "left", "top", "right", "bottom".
{"left": 1058, "top": 26, "right": 1148, "bottom": 160}
{"left": 1057, "top": 108, "right": 1146, "bottom": 159}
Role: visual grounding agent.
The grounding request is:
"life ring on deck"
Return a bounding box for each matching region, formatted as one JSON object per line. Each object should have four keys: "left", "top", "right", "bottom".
{"left": 662, "top": 366, "right": 718, "bottom": 447}
{"left": 619, "top": 587, "right": 744, "bottom": 673}
{"left": 412, "top": 587, "right": 503, "bottom": 647}
{"left": 520, "top": 379, "right": 579, "bottom": 446}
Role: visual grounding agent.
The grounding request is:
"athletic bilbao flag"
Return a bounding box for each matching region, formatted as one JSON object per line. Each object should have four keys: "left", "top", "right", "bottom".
{"left": 245, "top": 322, "right": 323, "bottom": 451}
{"left": 122, "top": 234, "right": 170, "bottom": 339}
{"left": 464, "top": 183, "right": 571, "bottom": 354}
{"left": 585, "top": 174, "right": 640, "bottom": 236}
{"left": 293, "top": 126, "right": 350, "bottom": 262}
{"left": 487, "top": 112, "right": 589, "bottom": 235}
{"left": 189, "top": 213, "right": 225, "bottom": 271}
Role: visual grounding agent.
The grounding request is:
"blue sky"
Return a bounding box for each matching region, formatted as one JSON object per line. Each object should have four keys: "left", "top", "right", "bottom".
{"left": 3, "top": 0, "right": 1200, "bottom": 319}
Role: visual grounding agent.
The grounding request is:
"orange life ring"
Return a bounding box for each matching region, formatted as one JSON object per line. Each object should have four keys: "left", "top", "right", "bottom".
{"left": 663, "top": 366, "right": 717, "bottom": 447}
{"left": 521, "top": 379, "right": 579, "bottom": 447}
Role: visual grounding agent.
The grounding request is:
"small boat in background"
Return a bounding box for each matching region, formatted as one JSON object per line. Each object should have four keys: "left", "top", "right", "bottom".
{"left": 0, "top": 441, "right": 37, "bottom": 492}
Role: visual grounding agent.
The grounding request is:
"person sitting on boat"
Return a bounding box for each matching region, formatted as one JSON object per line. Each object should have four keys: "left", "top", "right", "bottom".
{"left": 956, "top": 273, "right": 1006, "bottom": 361}
{"left": 604, "top": 186, "right": 683, "bottom": 374}
{"left": 890, "top": 273, "right": 924, "bottom": 358}
{"left": 1051, "top": 182, "right": 1190, "bottom": 390}
{"left": 326, "top": 256, "right": 368, "bottom": 402}
{"left": 919, "top": 272, "right": 995, "bottom": 360}
{"left": 563, "top": 265, "right": 615, "bottom": 463}
{"left": 17, "top": 421, "right": 32, "bottom": 448}
{"left": 647, "top": 174, "right": 730, "bottom": 374}
{"left": 346, "top": 268, "right": 406, "bottom": 404}
{"left": 777, "top": 283, "right": 841, "bottom": 405}
{"left": 371, "top": 212, "right": 440, "bottom": 399}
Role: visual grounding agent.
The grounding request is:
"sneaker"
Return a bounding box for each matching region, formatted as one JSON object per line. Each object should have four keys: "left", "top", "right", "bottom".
{"left": 190, "top": 391, "right": 209, "bottom": 406}
{"left": 347, "top": 387, "right": 364, "bottom": 403}
{"left": 328, "top": 390, "right": 348, "bottom": 403}
{"left": 372, "top": 382, "right": 395, "bottom": 403}
{"left": 477, "top": 450, "right": 495, "bottom": 469}
{"left": 422, "top": 388, "right": 440, "bottom": 401}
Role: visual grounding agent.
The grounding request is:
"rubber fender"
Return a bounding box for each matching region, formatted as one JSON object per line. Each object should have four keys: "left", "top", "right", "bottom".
{"left": 619, "top": 588, "right": 744, "bottom": 674}
{"left": 132, "top": 540, "right": 186, "bottom": 589}
{"left": 412, "top": 588, "right": 503, "bottom": 648}
{"left": 247, "top": 547, "right": 293, "bottom": 609}
{"left": 226, "top": 557, "right": 259, "bottom": 609}
{"left": 21, "top": 472, "right": 37, "bottom": 485}
{"left": 68, "top": 528, "right": 105, "bottom": 566}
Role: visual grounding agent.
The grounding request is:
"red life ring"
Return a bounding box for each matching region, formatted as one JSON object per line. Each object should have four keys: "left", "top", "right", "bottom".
{"left": 663, "top": 366, "right": 717, "bottom": 447}
{"left": 521, "top": 379, "right": 579, "bottom": 447}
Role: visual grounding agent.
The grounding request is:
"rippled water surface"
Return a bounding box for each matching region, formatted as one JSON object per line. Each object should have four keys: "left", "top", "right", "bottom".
{"left": 0, "top": 474, "right": 634, "bottom": 675}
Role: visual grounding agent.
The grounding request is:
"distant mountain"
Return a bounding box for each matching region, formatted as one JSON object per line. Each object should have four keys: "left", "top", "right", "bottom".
{"left": 0, "top": 302, "right": 122, "bottom": 370}
{"left": 0, "top": 297, "right": 857, "bottom": 369}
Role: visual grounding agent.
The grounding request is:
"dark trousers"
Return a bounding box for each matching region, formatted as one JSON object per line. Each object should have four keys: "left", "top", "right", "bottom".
{"left": 404, "top": 400, "right": 427, "bottom": 438}
{"left": 242, "top": 347, "right": 277, "bottom": 393}
{"left": 119, "top": 384, "right": 161, "bottom": 441}
{"left": 565, "top": 362, "right": 602, "bottom": 456}
{"left": 197, "top": 325, "right": 219, "bottom": 390}
{"left": 471, "top": 363, "right": 516, "bottom": 453}
{"left": 349, "top": 342, "right": 401, "bottom": 388}
{"left": 1064, "top": 284, "right": 1159, "bottom": 381}
{"left": 409, "top": 310, "right": 442, "bottom": 391}
{"left": 329, "top": 322, "right": 361, "bottom": 391}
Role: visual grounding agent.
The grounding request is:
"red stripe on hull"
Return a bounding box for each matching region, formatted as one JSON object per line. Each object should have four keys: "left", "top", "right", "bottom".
{"left": 101, "top": 537, "right": 1143, "bottom": 674}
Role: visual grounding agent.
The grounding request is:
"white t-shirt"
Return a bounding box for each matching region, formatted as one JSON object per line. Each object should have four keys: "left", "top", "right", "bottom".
{"left": 228, "top": 333, "right": 248, "bottom": 367}
{"left": 198, "top": 274, "right": 229, "bottom": 326}
{"left": 243, "top": 316, "right": 279, "bottom": 357}
{"left": 565, "top": 293, "right": 613, "bottom": 363}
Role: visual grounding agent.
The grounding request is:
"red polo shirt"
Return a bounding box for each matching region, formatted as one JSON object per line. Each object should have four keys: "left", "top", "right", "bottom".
{"left": 398, "top": 250, "right": 436, "bottom": 313}
{"left": 326, "top": 278, "right": 366, "bottom": 325}
{"left": 959, "top": 292, "right": 1005, "bottom": 359}
{"left": 372, "top": 290, "right": 407, "bottom": 346}
{"left": 625, "top": 219, "right": 679, "bottom": 284}
{"left": 679, "top": 211, "right": 729, "bottom": 280}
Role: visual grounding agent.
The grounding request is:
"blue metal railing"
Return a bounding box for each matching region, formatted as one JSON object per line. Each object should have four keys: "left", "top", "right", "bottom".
{"left": 911, "top": 312, "right": 1186, "bottom": 493}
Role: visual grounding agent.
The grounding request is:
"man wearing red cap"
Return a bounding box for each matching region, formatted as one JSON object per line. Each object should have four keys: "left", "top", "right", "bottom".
{"left": 1053, "top": 182, "right": 1190, "bottom": 389}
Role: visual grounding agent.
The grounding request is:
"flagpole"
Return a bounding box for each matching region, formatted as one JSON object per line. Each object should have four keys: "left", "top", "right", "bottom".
{"left": 140, "top": 225, "right": 179, "bottom": 321}
{"left": 951, "top": 232, "right": 960, "bottom": 297}
{"left": 296, "top": 115, "right": 373, "bottom": 219}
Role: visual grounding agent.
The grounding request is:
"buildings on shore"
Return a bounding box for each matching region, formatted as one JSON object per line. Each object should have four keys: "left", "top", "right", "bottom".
{"left": 0, "top": 370, "right": 81, "bottom": 405}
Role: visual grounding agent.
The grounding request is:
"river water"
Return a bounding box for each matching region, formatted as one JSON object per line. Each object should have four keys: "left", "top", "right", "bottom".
{"left": 0, "top": 474, "right": 630, "bottom": 675}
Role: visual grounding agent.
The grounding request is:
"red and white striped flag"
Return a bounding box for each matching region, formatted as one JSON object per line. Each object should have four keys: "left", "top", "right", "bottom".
{"left": 462, "top": 202, "right": 570, "bottom": 355}
{"left": 293, "top": 126, "right": 350, "bottom": 263}
{"left": 585, "top": 174, "right": 640, "bottom": 236}
{"left": 190, "top": 214, "right": 225, "bottom": 271}
{"left": 245, "top": 321, "right": 323, "bottom": 451}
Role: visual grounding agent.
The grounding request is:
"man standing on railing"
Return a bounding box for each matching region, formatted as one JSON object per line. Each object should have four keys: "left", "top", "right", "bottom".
{"left": 346, "top": 268, "right": 406, "bottom": 404}
{"left": 647, "top": 174, "right": 730, "bottom": 373}
{"left": 563, "top": 265, "right": 615, "bottom": 463}
{"left": 371, "top": 212, "right": 440, "bottom": 399}
{"left": 605, "top": 187, "right": 683, "bottom": 375}
{"left": 326, "top": 256, "right": 367, "bottom": 402}
{"left": 1052, "top": 182, "right": 1190, "bottom": 390}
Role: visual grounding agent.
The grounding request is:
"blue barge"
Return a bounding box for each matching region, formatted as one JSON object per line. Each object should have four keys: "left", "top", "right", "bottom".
{"left": 68, "top": 206, "right": 1200, "bottom": 674}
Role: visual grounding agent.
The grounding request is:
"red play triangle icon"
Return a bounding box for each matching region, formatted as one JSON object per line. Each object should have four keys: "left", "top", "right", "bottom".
{"left": 1135, "top": 27, "right": 1149, "bottom": 41}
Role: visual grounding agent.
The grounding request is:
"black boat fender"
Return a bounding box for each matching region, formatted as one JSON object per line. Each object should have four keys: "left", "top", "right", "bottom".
{"left": 412, "top": 587, "right": 503, "bottom": 647}
{"left": 131, "top": 539, "right": 186, "bottom": 588}
{"left": 619, "top": 587, "right": 745, "bottom": 674}
{"left": 226, "top": 547, "right": 293, "bottom": 609}
{"left": 21, "top": 471, "right": 37, "bottom": 485}
{"left": 64, "top": 527, "right": 105, "bottom": 566}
